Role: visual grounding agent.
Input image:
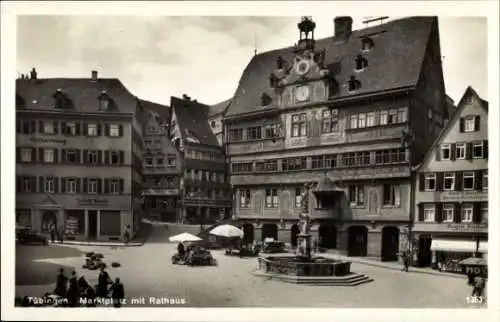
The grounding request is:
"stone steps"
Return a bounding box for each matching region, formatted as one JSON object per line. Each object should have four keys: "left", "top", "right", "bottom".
{"left": 252, "top": 271, "right": 374, "bottom": 286}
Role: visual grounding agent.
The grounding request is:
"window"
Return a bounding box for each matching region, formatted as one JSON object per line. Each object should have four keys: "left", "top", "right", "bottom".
{"left": 88, "top": 179, "right": 98, "bottom": 194}
{"left": 239, "top": 190, "right": 251, "bottom": 208}
{"left": 110, "top": 152, "right": 119, "bottom": 165}
{"left": 464, "top": 116, "right": 475, "bottom": 132}
{"left": 424, "top": 173, "right": 436, "bottom": 191}
{"left": 348, "top": 77, "right": 361, "bottom": 91}
{"left": 109, "top": 124, "right": 120, "bottom": 137}
{"left": 463, "top": 172, "right": 475, "bottom": 190}
{"left": 22, "top": 177, "right": 32, "bottom": 192}
{"left": 145, "top": 158, "right": 153, "bottom": 166}
{"left": 264, "top": 124, "right": 282, "bottom": 138}
{"left": 205, "top": 171, "right": 210, "bottom": 181}
{"left": 321, "top": 109, "right": 339, "bottom": 133}
{"left": 232, "top": 162, "right": 253, "bottom": 173}
{"left": 66, "top": 122, "right": 76, "bottom": 135}
{"left": 348, "top": 185, "right": 365, "bottom": 206}
{"left": 255, "top": 160, "right": 278, "bottom": 172}
{"left": 247, "top": 126, "right": 262, "bottom": 140}
{"left": 388, "top": 109, "right": 398, "bottom": 124}
{"left": 21, "top": 148, "right": 32, "bottom": 162}
{"left": 366, "top": 112, "right": 375, "bottom": 127}
{"left": 311, "top": 156, "right": 324, "bottom": 169}
{"left": 350, "top": 115, "right": 358, "bottom": 129}
{"left": 423, "top": 205, "right": 435, "bottom": 222}
{"left": 265, "top": 189, "right": 278, "bottom": 208}
{"left": 67, "top": 178, "right": 77, "bottom": 193}
{"left": 325, "top": 154, "right": 337, "bottom": 168}
{"left": 282, "top": 157, "right": 307, "bottom": 171}
{"left": 294, "top": 188, "right": 302, "bottom": 208}
{"left": 355, "top": 152, "right": 371, "bottom": 165}
{"left": 456, "top": 143, "right": 466, "bottom": 159}
{"left": 358, "top": 113, "right": 366, "bottom": 128}
{"left": 481, "top": 204, "right": 488, "bottom": 223}
{"left": 229, "top": 128, "right": 243, "bottom": 141}
{"left": 87, "top": 123, "right": 98, "bottom": 136}
{"left": 428, "top": 108, "right": 433, "bottom": 119}
{"left": 99, "top": 99, "right": 109, "bottom": 110}
{"left": 375, "top": 149, "right": 406, "bottom": 164}
{"left": 472, "top": 142, "right": 483, "bottom": 158}
{"left": 212, "top": 172, "right": 217, "bottom": 181}
{"left": 167, "top": 156, "right": 176, "bottom": 166}
{"left": 43, "top": 122, "right": 54, "bottom": 134}
{"left": 380, "top": 111, "right": 388, "bottom": 125}
{"left": 483, "top": 171, "right": 488, "bottom": 190}
{"left": 361, "top": 37, "right": 374, "bottom": 51}
{"left": 383, "top": 184, "right": 401, "bottom": 206}
{"left": 443, "top": 173, "right": 455, "bottom": 191}
{"left": 44, "top": 149, "right": 55, "bottom": 163}
{"left": 67, "top": 150, "right": 77, "bottom": 163}
{"left": 44, "top": 178, "right": 54, "bottom": 193}
{"left": 291, "top": 113, "right": 307, "bottom": 137}
{"left": 443, "top": 204, "right": 454, "bottom": 222}
{"left": 355, "top": 55, "right": 368, "bottom": 71}
{"left": 156, "top": 157, "right": 164, "bottom": 166}
{"left": 441, "top": 144, "right": 451, "bottom": 160}
{"left": 342, "top": 153, "right": 356, "bottom": 167}
{"left": 461, "top": 204, "right": 473, "bottom": 223}
{"left": 110, "top": 179, "right": 120, "bottom": 194}
{"left": 398, "top": 108, "right": 407, "bottom": 123}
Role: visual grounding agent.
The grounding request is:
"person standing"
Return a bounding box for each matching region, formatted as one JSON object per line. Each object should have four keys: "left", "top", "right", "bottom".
{"left": 54, "top": 268, "right": 68, "bottom": 297}
{"left": 49, "top": 224, "right": 56, "bottom": 243}
{"left": 110, "top": 278, "right": 125, "bottom": 308}
{"left": 401, "top": 250, "right": 410, "bottom": 272}
{"left": 123, "top": 225, "right": 131, "bottom": 245}
{"left": 177, "top": 242, "right": 185, "bottom": 258}
{"left": 97, "top": 267, "right": 112, "bottom": 298}
{"left": 67, "top": 276, "right": 80, "bottom": 307}
{"left": 58, "top": 225, "right": 64, "bottom": 244}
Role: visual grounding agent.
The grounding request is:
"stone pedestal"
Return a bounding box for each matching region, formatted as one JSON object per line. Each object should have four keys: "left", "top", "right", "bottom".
{"left": 297, "top": 233, "right": 312, "bottom": 259}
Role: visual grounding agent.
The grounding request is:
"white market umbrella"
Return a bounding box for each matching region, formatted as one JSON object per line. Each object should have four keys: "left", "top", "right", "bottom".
{"left": 169, "top": 232, "right": 202, "bottom": 243}
{"left": 210, "top": 224, "right": 244, "bottom": 238}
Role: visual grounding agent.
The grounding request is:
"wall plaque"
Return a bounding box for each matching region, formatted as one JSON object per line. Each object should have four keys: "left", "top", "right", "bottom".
{"left": 441, "top": 191, "right": 488, "bottom": 201}
{"left": 77, "top": 198, "right": 108, "bottom": 206}
{"left": 446, "top": 223, "right": 487, "bottom": 232}
{"left": 30, "top": 137, "right": 68, "bottom": 145}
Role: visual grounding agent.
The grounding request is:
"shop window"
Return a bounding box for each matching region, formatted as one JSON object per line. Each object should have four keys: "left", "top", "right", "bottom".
{"left": 65, "top": 210, "right": 85, "bottom": 235}
{"left": 463, "top": 172, "right": 475, "bottom": 190}
{"left": 423, "top": 205, "right": 435, "bottom": 222}
{"left": 441, "top": 144, "right": 451, "bottom": 160}
{"left": 265, "top": 189, "right": 278, "bottom": 208}
{"left": 461, "top": 204, "right": 473, "bottom": 223}
{"left": 443, "top": 173, "right": 455, "bottom": 190}
{"left": 442, "top": 204, "right": 454, "bottom": 222}
{"left": 349, "top": 185, "right": 365, "bottom": 206}
{"left": 424, "top": 173, "right": 436, "bottom": 191}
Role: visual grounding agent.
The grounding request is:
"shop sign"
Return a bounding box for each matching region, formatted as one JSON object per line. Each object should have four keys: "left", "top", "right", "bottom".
{"left": 77, "top": 198, "right": 108, "bottom": 206}
{"left": 441, "top": 191, "right": 488, "bottom": 201}
{"left": 30, "top": 137, "right": 68, "bottom": 145}
{"left": 464, "top": 265, "right": 488, "bottom": 278}
{"left": 446, "top": 223, "right": 487, "bottom": 232}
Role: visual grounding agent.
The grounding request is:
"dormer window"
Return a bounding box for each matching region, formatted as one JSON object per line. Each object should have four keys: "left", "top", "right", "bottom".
{"left": 361, "top": 37, "right": 374, "bottom": 51}
{"left": 348, "top": 76, "right": 361, "bottom": 91}
{"left": 98, "top": 90, "right": 114, "bottom": 110}
{"left": 355, "top": 55, "right": 368, "bottom": 71}
{"left": 261, "top": 93, "right": 272, "bottom": 106}
{"left": 53, "top": 88, "right": 71, "bottom": 109}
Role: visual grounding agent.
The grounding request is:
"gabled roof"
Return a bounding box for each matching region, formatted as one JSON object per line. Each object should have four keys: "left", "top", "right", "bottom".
{"left": 416, "top": 86, "right": 489, "bottom": 171}
{"left": 139, "top": 99, "right": 170, "bottom": 122}
{"left": 208, "top": 98, "right": 231, "bottom": 117}
{"left": 226, "top": 16, "right": 436, "bottom": 117}
{"left": 16, "top": 78, "right": 138, "bottom": 114}
{"left": 170, "top": 96, "right": 219, "bottom": 147}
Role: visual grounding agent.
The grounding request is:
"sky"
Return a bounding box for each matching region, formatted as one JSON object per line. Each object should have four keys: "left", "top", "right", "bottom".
{"left": 16, "top": 16, "right": 487, "bottom": 106}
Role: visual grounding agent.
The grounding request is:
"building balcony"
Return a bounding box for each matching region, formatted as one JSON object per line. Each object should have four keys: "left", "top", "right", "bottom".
{"left": 311, "top": 207, "right": 341, "bottom": 220}
{"left": 142, "top": 187, "right": 180, "bottom": 196}
{"left": 227, "top": 138, "right": 285, "bottom": 155}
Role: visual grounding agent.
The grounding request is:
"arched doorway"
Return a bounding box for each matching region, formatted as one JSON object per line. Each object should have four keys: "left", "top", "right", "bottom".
{"left": 319, "top": 224, "right": 337, "bottom": 249}
{"left": 381, "top": 226, "right": 400, "bottom": 261}
{"left": 41, "top": 211, "right": 57, "bottom": 233}
{"left": 261, "top": 223, "right": 278, "bottom": 241}
{"left": 347, "top": 226, "right": 368, "bottom": 257}
{"left": 242, "top": 223, "right": 254, "bottom": 245}
{"left": 291, "top": 224, "right": 300, "bottom": 247}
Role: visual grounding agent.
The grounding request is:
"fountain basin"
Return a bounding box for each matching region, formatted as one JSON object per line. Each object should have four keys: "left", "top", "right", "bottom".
{"left": 257, "top": 256, "right": 351, "bottom": 277}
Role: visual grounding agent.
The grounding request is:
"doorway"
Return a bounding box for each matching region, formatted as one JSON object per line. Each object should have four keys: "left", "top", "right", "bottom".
{"left": 261, "top": 223, "right": 278, "bottom": 241}
{"left": 381, "top": 226, "right": 400, "bottom": 262}
{"left": 418, "top": 235, "right": 432, "bottom": 267}
{"left": 319, "top": 224, "right": 337, "bottom": 249}
{"left": 88, "top": 210, "right": 98, "bottom": 239}
{"left": 347, "top": 226, "right": 368, "bottom": 257}
{"left": 291, "top": 224, "right": 300, "bottom": 247}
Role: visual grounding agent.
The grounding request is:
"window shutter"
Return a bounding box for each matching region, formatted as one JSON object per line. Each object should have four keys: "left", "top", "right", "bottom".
{"left": 473, "top": 203, "right": 481, "bottom": 223}
{"left": 119, "top": 151, "right": 125, "bottom": 165}
{"left": 455, "top": 171, "right": 463, "bottom": 191}
{"left": 76, "top": 178, "right": 81, "bottom": 193}
{"left": 61, "top": 177, "right": 66, "bottom": 193}
{"left": 466, "top": 143, "right": 472, "bottom": 159}
{"left": 97, "top": 124, "right": 102, "bottom": 136}
{"left": 474, "top": 116, "right": 480, "bottom": 131}
{"left": 436, "top": 172, "right": 444, "bottom": 191}
{"left": 435, "top": 203, "right": 443, "bottom": 223}
{"left": 104, "top": 151, "right": 110, "bottom": 164}
{"left": 119, "top": 179, "right": 124, "bottom": 193}
{"left": 39, "top": 176, "right": 44, "bottom": 193}
{"left": 54, "top": 177, "right": 59, "bottom": 193}
{"left": 38, "top": 148, "right": 44, "bottom": 163}
{"left": 459, "top": 118, "right": 464, "bottom": 133}
{"left": 16, "top": 176, "right": 21, "bottom": 193}
{"left": 82, "top": 150, "right": 88, "bottom": 164}
{"left": 105, "top": 124, "right": 110, "bottom": 136}
{"left": 83, "top": 178, "right": 88, "bottom": 193}
{"left": 16, "top": 119, "right": 22, "bottom": 133}
{"left": 39, "top": 121, "right": 44, "bottom": 133}
{"left": 31, "top": 147, "right": 37, "bottom": 163}
{"left": 418, "top": 174, "right": 425, "bottom": 191}
{"left": 53, "top": 121, "right": 58, "bottom": 134}
{"left": 75, "top": 149, "right": 81, "bottom": 163}
{"left": 483, "top": 140, "right": 488, "bottom": 159}
{"left": 16, "top": 148, "right": 21, "bottom": 162}
{"left": 475, "top": 170, "right": 482, "bottom": 190}
{"left": 61, "top": 122, "right": 67, "bottom": 135}
{"left": 435, "top": 148, "right": 441, "bottom": 161}
{"left": 54, "top": 149, "right": 59, "bottom": 163}
{"left": 453, "top": 204, "right": 461, "bottom": 223}
{"left": 82, "top": 123, "right": 88, "bottom": 136}
{"left": 450, "top": 143, "right": 456, "bottom": 161}
{"left": 98, "top": 150, "right": 103, "bottom": 164}
{"left": 119, "top": 124, "right": 124, "bottom": 137}
{"left": 104, "top": 179, "right": 110, "bottom": 194}
{"left": 61, "top": 149, "right": 66, "bottom": 163}
{"left": 30, "top": 120, "right": 36, "bottom": 134}
{"left": 98, "top": 178, "right": 103, "bottom": 194}
{"left": 418, "top": 204, "right": 424, "bottom": 222}
{"left": 75, "top": 122, "right": 81, "bottom": 135}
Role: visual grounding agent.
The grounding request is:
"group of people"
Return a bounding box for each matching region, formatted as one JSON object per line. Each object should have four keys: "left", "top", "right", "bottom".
{"left": 176, "top": 242, "right": 203, "bottom": 261}
{"left": 48, "top": 223, "right": 65, "bottom": 244}
{"left": 53, "top": 267, "right": 125, "bottom": 307}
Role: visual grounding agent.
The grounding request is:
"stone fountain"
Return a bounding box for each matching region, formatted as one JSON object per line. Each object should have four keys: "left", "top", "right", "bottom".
{"left": 253, "top": 182, "right": 373, "bottom": 286}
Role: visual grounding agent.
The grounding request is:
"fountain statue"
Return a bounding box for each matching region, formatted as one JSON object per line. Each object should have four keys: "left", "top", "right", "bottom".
{"left": 297, "top": 182, "right": 314, "bottom": 260}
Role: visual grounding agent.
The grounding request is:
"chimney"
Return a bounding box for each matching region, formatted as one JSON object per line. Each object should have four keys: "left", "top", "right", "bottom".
{"left": 182, "top": 94, "right": 191, "bottom": 101}
{"left": 30, "top": 67, "right": 38, "bottom": 80}
{"left": 91, "top": 70, "right": 98, "bottom": 81}
{"left": 334, "top": 16, "right": 353, "bottom": 40}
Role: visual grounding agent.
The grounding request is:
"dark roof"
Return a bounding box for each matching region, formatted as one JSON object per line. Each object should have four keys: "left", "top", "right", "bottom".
{"left": 170, "top": 96, "right": 219, "bottom": 146}
{"left": 227, "top": 16, "right": 436, "bottom": 117}
{"left": 16, "top": 78, "right": 138, "bottom": 114}
{"left": 139, "top": 99, "right": 170, "bottom": 121}
{"left": 416, "top": 86, "right": 488, "bottom": 171}
{"left": 208, "top": 98, "right": 231, "bottom": 117}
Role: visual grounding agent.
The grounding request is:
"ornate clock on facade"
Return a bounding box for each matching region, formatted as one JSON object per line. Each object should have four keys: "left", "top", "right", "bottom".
{"left": 295, "top": 85, "right": 310, "bottom": 102}
{"left": 295, "top": 59, "right": 311, "bottom": 76}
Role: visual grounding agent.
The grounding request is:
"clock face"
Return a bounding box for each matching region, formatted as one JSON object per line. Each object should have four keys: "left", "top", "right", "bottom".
{"left": 295, "top": 60, "right": 311, "bottom": 76}
{"left": 295, "top": 86, "right": 310, "bottom": 102}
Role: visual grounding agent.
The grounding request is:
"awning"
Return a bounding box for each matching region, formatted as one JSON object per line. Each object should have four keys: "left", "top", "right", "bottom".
{"left": 430, "top": 239, "right": 477, "bottom": 252}
{"left": 478, "top": 241, "right": 488, "bottom": 253}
